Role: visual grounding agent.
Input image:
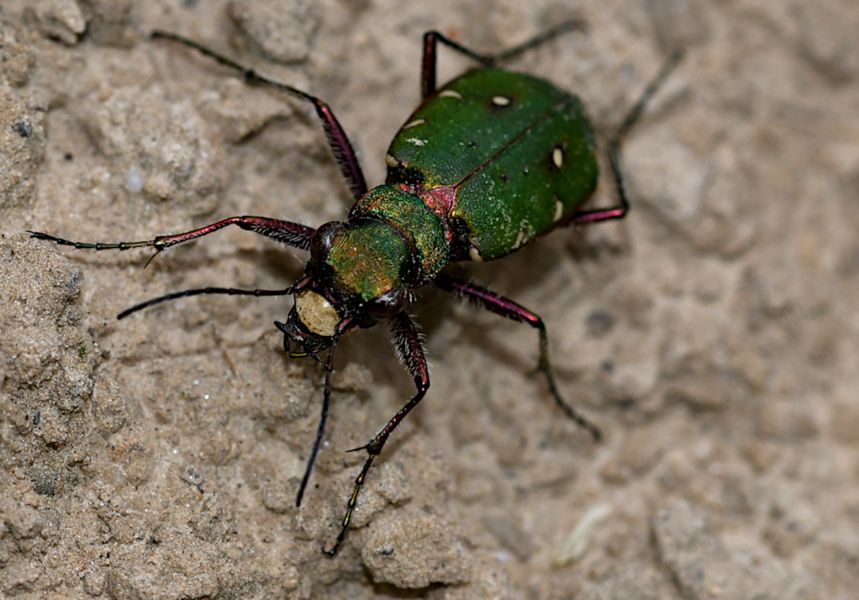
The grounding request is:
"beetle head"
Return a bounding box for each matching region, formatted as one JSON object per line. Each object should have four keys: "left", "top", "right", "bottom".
{"left": 275, "top": 219, "right": 414, "bottom": 359}
{"left": 274, "top": 222, "right": 350, "bottom": 359}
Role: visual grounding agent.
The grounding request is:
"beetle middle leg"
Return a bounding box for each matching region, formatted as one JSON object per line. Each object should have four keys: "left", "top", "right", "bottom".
{"left": 28, "top": 216, "right": 309, "bottom": 319}
{"left": 435, "top": 273, "right": 601, "bottom": 441}
{"left": 324, "top": 312, "right": 430, "bottom": 556}
{"left": 151, "top": 31, "right": 368, "bottom": 199}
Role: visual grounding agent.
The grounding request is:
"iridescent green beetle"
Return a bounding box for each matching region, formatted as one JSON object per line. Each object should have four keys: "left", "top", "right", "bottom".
{"left": 31, "top": 22, "right": 682, "bottom": 554}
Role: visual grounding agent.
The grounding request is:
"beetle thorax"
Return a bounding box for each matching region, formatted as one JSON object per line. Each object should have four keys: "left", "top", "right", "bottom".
{"left": 324, "top": 219, "right": 411, "bottom": 305}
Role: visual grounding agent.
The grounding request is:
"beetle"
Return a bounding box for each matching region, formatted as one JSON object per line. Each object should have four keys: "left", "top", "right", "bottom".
{"left": 30, "top": 22, "right": 682, "bottom": 555}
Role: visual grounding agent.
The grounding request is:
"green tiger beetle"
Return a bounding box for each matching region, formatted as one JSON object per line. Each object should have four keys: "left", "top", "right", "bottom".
{"left": 30, "top": 21, "right": 683, "bottom": 555}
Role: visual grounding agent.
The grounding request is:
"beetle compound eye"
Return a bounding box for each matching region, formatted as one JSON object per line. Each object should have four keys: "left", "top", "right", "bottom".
{"left": 294, "top": 290, "right": 340, "bottom": 338}
{"left": 310, "top": 221, "right": 343, "bottom": 263}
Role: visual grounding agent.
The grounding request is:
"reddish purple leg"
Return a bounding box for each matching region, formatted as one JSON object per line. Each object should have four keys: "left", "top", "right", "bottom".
{"left": 569, "top": 49, "right": 684, "bottom": 226}
{"left": 31, "top": 215, "right": 314, "bottom": 255}
{"left": 435, "top": 273, "right": 601, "bottom": 441}
{"left": 30, "top": 216, "right": 309, "bottom": 319}
{"left": 421, "top": 20, "right": 587, "bottom": 97}
{"left": 324, "top": 312, "right": 430, "bottom": 556}
{"left": 152, "top": 31, "right": 368, "bottom": 199}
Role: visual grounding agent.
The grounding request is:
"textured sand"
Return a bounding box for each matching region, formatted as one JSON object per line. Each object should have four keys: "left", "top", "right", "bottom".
{"left": 2, "top": 0, "right": 858, "bottom": 598}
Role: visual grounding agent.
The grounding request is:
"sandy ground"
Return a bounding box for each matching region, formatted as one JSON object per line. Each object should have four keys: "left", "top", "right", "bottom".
{"left": 2, "top": 0, "right": 858, "bottom": 598}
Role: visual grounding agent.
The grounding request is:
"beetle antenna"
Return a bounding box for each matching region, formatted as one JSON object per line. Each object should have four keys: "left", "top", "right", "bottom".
{"left": 296, "top": 340, "right": 337, "bottom": 507}
{"left": 117, "top": 285, "right": 295, "bottom": 320}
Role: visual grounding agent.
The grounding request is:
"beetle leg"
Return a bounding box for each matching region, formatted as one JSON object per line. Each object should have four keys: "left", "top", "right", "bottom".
{"left": 492, "top": 20, "right": 589, "bottom": 63}
{"left": 151, "top": 31, "right": 368, "bottom": 199}
{"left": 421, "top": 20, "right": 588, "bottom": 97}
{"left": 421, "top": 31, "right": 493, "bottom": 97}
{"left": 435, "top": 273, "right": 601, "bottom": 441}
{"left": 570, "top": 49, "right": 684, "bottom": 226}
{"left": 30, "top": 215, "right": 315, "bottom": 257}
{"left": 324, "top": 312, "right": 430, "bottom": 556}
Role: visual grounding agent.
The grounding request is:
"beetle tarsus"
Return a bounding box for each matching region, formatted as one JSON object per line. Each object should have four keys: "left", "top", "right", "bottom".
{"left": 421, "top": 19, "right": 587, "bottom": 97}
{"left": 570, "top": 48, "right": 685, "bottom": 226}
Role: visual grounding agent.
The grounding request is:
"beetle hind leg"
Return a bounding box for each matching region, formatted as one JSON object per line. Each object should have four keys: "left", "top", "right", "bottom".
{"left": 421, "top": 20, "right": 588, "bottom": 97}
{"left": 570, "top": 49, "right": 684, "bottom": 226}
{"left": 435, "top": 273, "right": 601, "bottom": 441}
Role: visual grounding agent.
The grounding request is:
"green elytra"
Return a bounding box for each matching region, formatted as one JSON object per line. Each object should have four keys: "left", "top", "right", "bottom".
{"left": 30, "top": 23, "right": 682, "bottom": 556}
{"left": 388, "top": 68, "right": 597, "bottom": 261}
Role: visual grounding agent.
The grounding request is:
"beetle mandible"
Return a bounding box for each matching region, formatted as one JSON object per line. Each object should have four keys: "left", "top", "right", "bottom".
{"left": 30, "top": 21, "right": 683, "bottom": 555}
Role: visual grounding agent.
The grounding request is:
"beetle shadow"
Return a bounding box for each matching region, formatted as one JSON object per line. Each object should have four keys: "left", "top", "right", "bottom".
{"left": 255, "top": 246, "right": 308, "bottom": 288}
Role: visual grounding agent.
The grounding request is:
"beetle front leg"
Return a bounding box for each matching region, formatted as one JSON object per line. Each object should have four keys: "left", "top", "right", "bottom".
{"left": 30, "top": 216, "right": 309, "bottom": 319}
{"left": 30, "top": 215, "right": 315, "bottom": 254}
{"left": 324, "top": 312, "right": 430, "bottom": 556}
{"left": 435, "top": 273, "right": 600, "bottom": 441}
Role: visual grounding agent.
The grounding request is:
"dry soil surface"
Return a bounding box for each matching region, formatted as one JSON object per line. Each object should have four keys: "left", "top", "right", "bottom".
{"left": 1, "top": 0, "right": 859, "bottom": 598}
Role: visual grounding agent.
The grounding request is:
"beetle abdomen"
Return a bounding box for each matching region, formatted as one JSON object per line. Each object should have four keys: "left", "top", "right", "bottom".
{"left": 453, "top": 95, "right": 598, "bottom": 261}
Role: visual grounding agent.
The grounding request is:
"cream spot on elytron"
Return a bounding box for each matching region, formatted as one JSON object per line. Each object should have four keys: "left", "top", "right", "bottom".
{"left": 469, "top": 246, "right": 484, "bottom": 262}
{"left": 554, "top": 199, "right": 564, "bottom": 222}
{"left": 513, "top": 228, "right": 526, "bottom": 249}
{"left": 491, "top": 95, "right": 512, "bottom": 107}
{"left": 439, "top": 89, "right": 463, "bottom": 100}
{"left": 552, "top": 146, "right": 564, "bottom": 168}
{"left": 406, "top": 137, "right": 427, "bottom": 146}
{"left": 403, "top": 119, "right": 425, "bottom": 129}
{"left": 295, "top": 290, "right": 340, "bottom": 337}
